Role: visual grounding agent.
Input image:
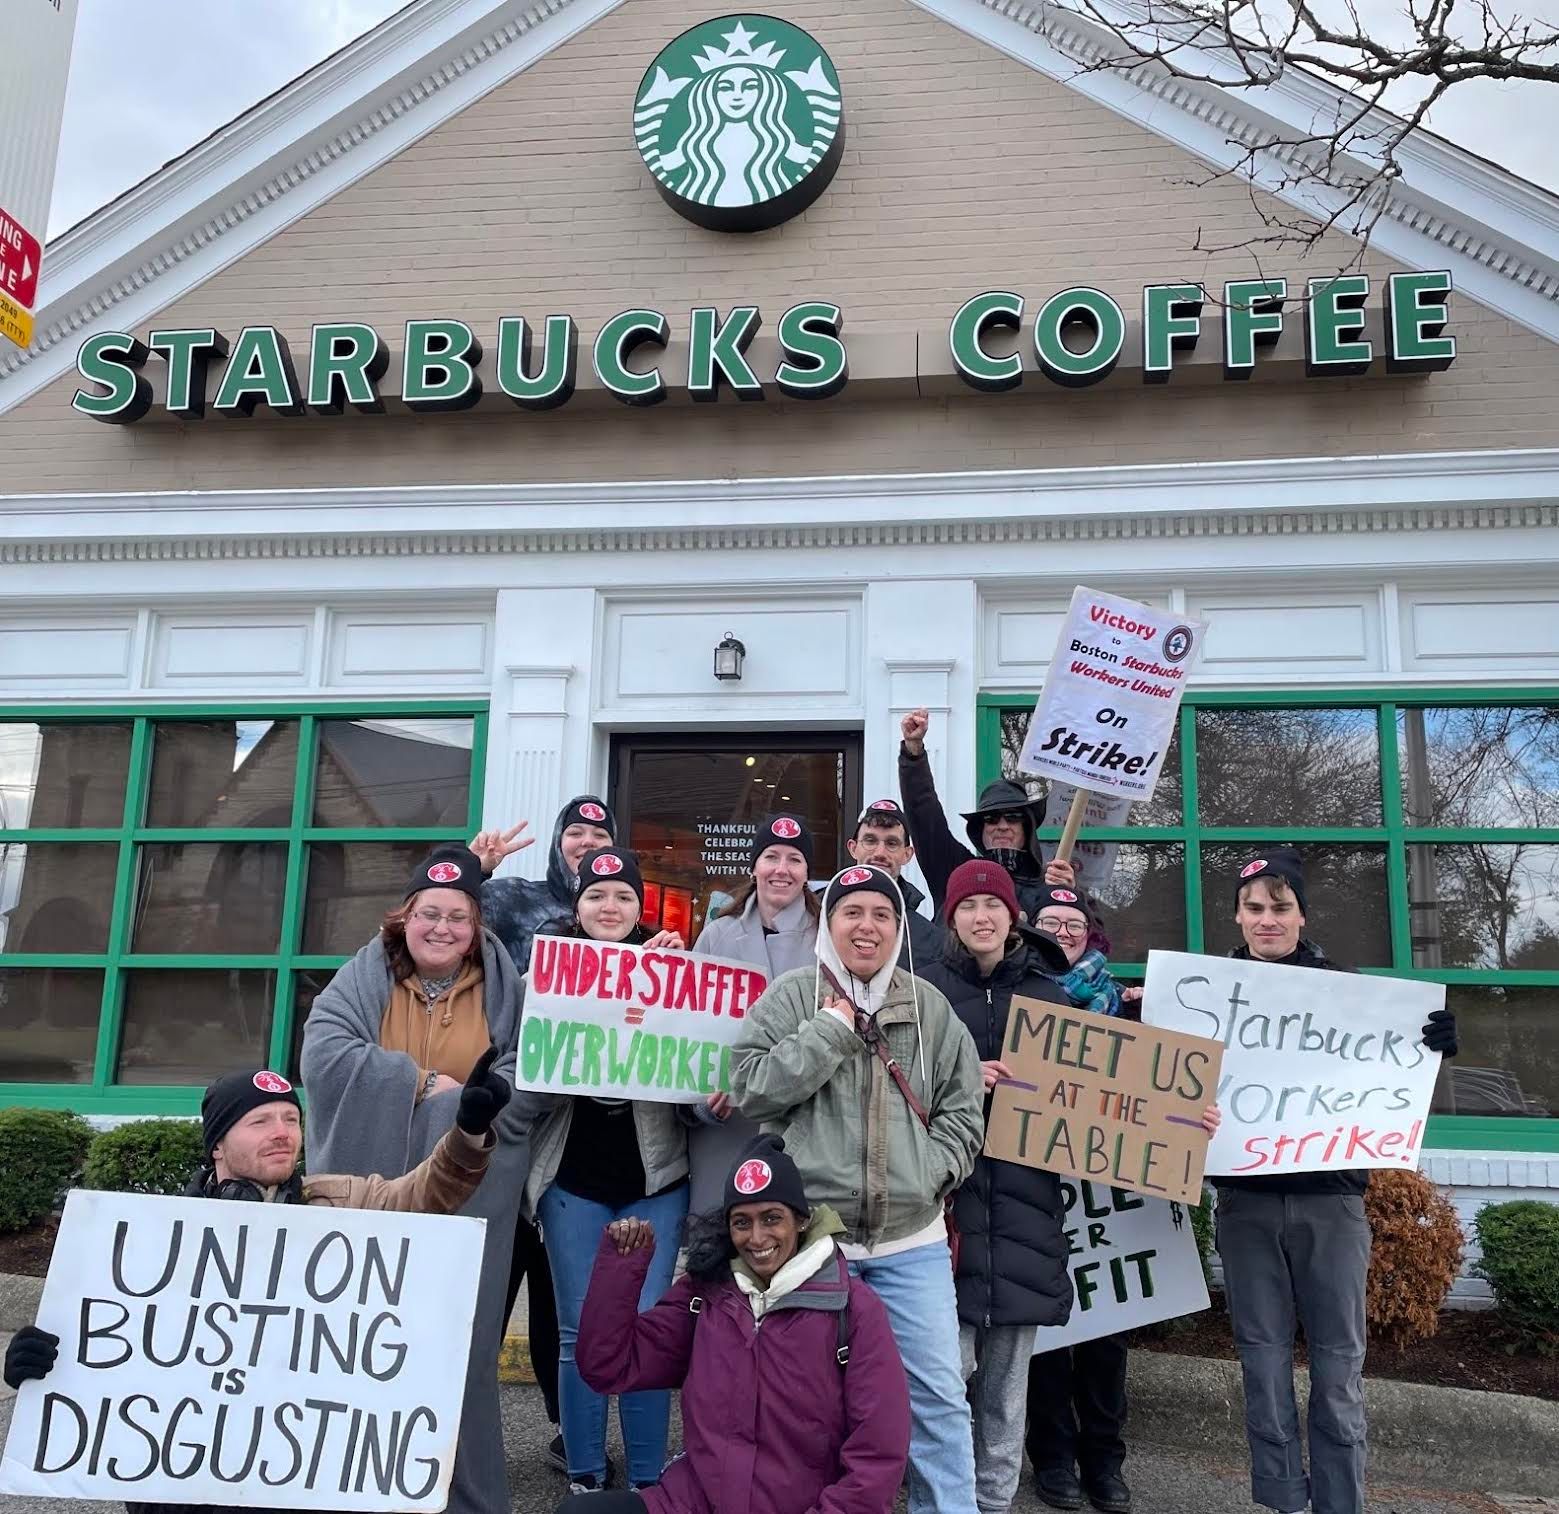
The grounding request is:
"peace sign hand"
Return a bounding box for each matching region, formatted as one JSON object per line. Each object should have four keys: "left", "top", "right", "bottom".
{"left": 468, "top": 822, "right": 534, "bottom": 875}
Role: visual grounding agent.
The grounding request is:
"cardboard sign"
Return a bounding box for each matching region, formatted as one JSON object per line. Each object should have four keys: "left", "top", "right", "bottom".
{"left": 1032, "top": 1182, "right": 1210, "bottom": 1352}
{"left": 0, "top": 1190, "right": 484, "bottom": 1510}
{"left": 1140, "top": 950, "right": 1444, "bottom": 1176}
{"left": 1039, "top": 782, "right": 1131, "bottom": 894}
{"left": 984, "top": 996, "right": 1223, "bottom": 1205}
{"left": 517, "top": 935, "right": 766, "bottom": 1102}
{"left": 1018, "top": 588, "right": 1206, "bottom": 801}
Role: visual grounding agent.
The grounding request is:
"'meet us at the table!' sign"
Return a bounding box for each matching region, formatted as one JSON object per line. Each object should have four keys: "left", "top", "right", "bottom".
{"left": 70, "top": 273, "right": 1457, "bottom": 424}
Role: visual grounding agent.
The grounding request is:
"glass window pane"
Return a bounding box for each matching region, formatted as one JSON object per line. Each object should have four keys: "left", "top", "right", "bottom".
{"left": 1408, "top": 843, "right": 1559, "bottom": 970}
{"left": 1195, "top": 708, "right": 1381, "bottom": 826}
{"left": 998, "top": 709, "right": 1182, "bottom": 827}
{"left": 1432, "top": 985, "right": 1556, "bottom": 1119}
{"left": 289, "top": 971, "right": 331, "bottom": 1080}
{"left": 0, "top": 843, "right": 118, "bottom": 952}
{"left": 0, "top": 967, "right": 101, "bottom": 1082}
{"left": 1087, "top": 843, "right": 1186, "bottom": 964}
{"left": 145, "top": 721, "right": 299, "bottom": 828}
{"left": 1400, "top": 706, "right": 1559, "bottom": 828}
{"left": 1201, "top": 842, "right": 1391, "bottom": 967}
{"left": 116, "top": 969, "right": 277, "bottom": 1084}
{"left": 313, "top": 719, "right": 474, "bottom": 829}
{"left": 132, "top": 843, "right": 287, "bottom": 954}
{"left": 0, "top": 723, "right": 131, "bottom": 830}
{"left": 302, "top": 841, "right": 434, "bottom": 955}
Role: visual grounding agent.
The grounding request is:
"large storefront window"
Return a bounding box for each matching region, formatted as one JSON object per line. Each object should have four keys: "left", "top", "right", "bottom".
{"left": 0, "top": 705, "right": 486, "bottom": 1111}
{"left": 980, "top": 692, "right": 1559, "bottom": 1149}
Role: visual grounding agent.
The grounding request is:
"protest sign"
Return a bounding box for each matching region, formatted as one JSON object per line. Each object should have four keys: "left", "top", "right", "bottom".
{"left": 1018, "top": 587, "right": 1206, "bottom": 803}
{"left": 1039, "top": 782, "right": 1130, "bottom": 894}
{"left": 1032, "top": 1182, "right": 1210, "bottom": 1352}
{"left": 1140, "top": 950, "right": 1444, "bottom": 1176}
{"left": 517, "top": 935, "right": 765, "bottom": 1102}
{"left": 984, "top": 996, "right": 1223, "bottom": 1205}
{"left": 0, "top": 1190, "right": 483, "bottom": 1510}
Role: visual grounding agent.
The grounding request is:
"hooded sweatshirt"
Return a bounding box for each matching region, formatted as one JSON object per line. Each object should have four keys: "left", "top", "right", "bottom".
{"left": 480, "top": 793, "right": 616, "bottom": 974}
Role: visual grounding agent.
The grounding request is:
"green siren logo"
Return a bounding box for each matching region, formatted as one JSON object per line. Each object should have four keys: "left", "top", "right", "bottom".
{"left": 634, "top": 15, "right": 845, "bottom": 233}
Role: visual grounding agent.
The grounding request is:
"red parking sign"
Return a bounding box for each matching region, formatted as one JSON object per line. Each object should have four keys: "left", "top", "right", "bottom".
{"left": 0, "top": 205, "right": 41, "bottom": 311}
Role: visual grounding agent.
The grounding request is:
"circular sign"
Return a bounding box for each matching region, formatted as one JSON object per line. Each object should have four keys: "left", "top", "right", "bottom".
{"left": 590, "top": 853, "right": 625, "bottom": 877}
{"left": 1240, "top": 859, "right": 1268, "bottom": 878}
{"left": 771, "top": 817, "right": 802, "bottom": 839}
{"left": 868, "top": 799, "right": 900, "bottom": 812}
{"left": 633, "top": 15, "right": 846, "bottom": 233}
{"left": 1048, "top": 888, "right": 1079, "bottom": 903}
{"left": 1163, "top": 625, "right": 1195, "bottom": 664}
{"left": 733, "top": 1158, "right": 773, "bottom": 1194}
{"left": 253, "top": 1070, "right": 293, "bottom": 1094}
{"left": 578, "top": 801, "right": 607, "bottom": 823}
{"left": 426, "top": 861, "right": 462, "bottom": 883}
{"left": 838, "top": 866, "right": 874, "bottom": 887}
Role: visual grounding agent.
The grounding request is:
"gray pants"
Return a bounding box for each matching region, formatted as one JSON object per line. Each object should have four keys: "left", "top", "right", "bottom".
{"left": 1215, "top": 1187, "right": 1371, "bottom": 1514}
{"left": 961, "top": 1320, "right": 1038, "bottom": 1513}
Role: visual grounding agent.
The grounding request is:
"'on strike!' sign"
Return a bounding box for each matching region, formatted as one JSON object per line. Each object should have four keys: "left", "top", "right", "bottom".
{"left": 1141, "top": 950, "right": 1444, "bottom": 1176}
{"left": 518, "top": 936, "right": 766, "bottom": 1102}
{"left": 0, "top": 1190, "right": 484, "bottom": 1510}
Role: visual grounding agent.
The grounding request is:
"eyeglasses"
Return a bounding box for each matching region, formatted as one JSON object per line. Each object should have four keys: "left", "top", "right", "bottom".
{"left": 984, "top": 812, "right": 1027, "bottom": 826}
{"left": 1035, "top": 916, "right": 1088, "bottom": 937}
{"left": 412, "top": 908, "right": 473, "bottom": 928}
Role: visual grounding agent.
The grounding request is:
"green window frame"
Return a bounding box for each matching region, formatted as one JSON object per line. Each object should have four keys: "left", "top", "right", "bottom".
{"left": 977, "top": 686, "right": 1559, "bottom": 1154}
{"left": 0, "top": 701, "right": 488, "bottom": 1115}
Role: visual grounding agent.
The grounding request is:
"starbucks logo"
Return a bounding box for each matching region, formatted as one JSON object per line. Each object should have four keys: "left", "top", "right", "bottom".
{"left": 634, "top": 15, "right": 845, "bottom": 233}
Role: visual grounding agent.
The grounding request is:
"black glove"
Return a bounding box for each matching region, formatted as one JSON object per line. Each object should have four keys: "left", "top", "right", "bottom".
{"left": 456, "top": 1044, "right": 511, "bottom": 1136}
{"left": 4, "top": 1325, "right": 59, "bottom": 1389}
{"left": 1422, "top": 1008, "right": 1458, "bottom": 1057}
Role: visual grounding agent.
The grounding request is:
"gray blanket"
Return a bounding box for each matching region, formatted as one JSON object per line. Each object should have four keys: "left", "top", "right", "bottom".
{"left": 300, "top": 928, "right": 532, "bottom": 1514}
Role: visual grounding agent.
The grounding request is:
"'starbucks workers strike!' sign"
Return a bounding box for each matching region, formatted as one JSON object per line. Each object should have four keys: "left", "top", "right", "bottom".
{"left": 634, "top": 16, "right": 845, "bottom": 233}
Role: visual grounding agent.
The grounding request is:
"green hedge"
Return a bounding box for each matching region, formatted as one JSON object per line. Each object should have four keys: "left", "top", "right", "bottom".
{"left": 83, "top": 1119, "right": 204, "bottom": 1196}
{"left": 0, "top": 1108, "right": 94, "bottom": 1232}
{"left": 1474, "top": 1200, "right": 1559, "bottom": 1336}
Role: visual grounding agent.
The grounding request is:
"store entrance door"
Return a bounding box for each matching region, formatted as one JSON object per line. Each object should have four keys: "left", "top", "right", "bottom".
{"left": 610, "top": 732, "right": 863, "bottom": 944}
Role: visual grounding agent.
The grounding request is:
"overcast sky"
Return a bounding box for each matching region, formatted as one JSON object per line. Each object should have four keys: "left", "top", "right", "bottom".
{"left": 48, "top": 0, "right": 1559, "bottom": 238}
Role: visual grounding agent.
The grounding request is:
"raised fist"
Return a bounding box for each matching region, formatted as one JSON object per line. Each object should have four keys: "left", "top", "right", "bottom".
{"left": 900, "top": 708, "right": 930, "bottom": 755}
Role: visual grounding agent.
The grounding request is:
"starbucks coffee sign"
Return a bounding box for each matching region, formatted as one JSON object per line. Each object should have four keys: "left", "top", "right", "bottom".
{"left": 634, "top": 15, "right": 844, "bottom": 232}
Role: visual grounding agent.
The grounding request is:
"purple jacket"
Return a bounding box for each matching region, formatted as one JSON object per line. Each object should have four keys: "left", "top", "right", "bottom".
{"left": 576, "top": 1233, "right": 910, "bottom": 1514}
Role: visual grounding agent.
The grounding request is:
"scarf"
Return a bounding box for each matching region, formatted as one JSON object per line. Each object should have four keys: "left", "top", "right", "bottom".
{"left": 733, "top": 1231, "right": 839, "bottom": 1321}
{"left": 1053, "top": 948, "right": 1125, "bottom": 1017}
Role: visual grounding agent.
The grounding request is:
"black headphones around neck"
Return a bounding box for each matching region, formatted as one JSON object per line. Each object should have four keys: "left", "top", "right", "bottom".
{"left": 199, "top": 1167, "right": 305, "bottom": 1205}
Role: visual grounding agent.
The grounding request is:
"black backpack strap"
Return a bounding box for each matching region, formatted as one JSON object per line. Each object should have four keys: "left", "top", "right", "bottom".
{"left": 834, "top": 1254, "right": 851, "bottom": 1368}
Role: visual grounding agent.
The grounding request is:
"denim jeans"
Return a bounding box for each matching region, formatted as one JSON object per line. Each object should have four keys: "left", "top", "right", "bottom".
{"left": 538, "top": 1182, "right": 689, "bottom": 1486}
{"left": 849, "top": 1241, "right": 977, "bottom": 1514}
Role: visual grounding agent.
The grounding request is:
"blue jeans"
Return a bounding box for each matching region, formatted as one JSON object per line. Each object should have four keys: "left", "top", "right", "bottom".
{"left": 539, "top": 1182, "right": 689, "bottom": 1486}
{"left": 849, "top": 1240, "right": 977, "bottom": 1514}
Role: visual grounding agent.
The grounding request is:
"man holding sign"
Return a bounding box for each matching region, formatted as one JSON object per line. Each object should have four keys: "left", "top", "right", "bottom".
{"left": 1148, "top": 850, "right": 1459, "bottom": 1514}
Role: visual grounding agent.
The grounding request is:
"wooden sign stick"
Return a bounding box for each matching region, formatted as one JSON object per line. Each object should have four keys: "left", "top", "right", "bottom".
{"left": 1054, "top": 786, "right": 1092, "bottom": 864}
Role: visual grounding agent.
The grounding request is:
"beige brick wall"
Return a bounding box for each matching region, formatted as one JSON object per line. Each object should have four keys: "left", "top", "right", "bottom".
{"left": 2, "top": 0, "right": 1556, "bottom": 494}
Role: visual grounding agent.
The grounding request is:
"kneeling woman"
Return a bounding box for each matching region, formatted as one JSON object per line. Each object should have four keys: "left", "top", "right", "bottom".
{"left": 563, "top": 1134, "right": 910, "bottom": 1514}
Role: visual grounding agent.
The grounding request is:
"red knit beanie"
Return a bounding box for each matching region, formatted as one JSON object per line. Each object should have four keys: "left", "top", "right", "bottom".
{"left": 944, "top": 859, "right": 1020, "bottom": 926}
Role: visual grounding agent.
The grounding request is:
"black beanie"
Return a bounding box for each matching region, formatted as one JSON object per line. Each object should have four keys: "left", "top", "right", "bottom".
{"left": 202, "top": 1069, "right": 301, "bottom": 1155}
{"left": 724, "top": 1133, "right": 810, "bottom": 1218}
{"left": 1235, "top": 848, "right": 1307, "bottom": 914}
{"left": 856, "top": 798, "right": 908, "bottom": 833}
{"left": 823, "top": 863, "right": 903, "bottom": 918}
{"left": 561, "top": 797, "right": 616, "bottom": 838}
{"left": 751, "top": 814, "right": 815, "bottom": 872}
{"left": 405, "top": 844, "right": 483, "bottom": 904}
{"left": 575, "top": 846, "right": 644, "bottom": 909}
{"left": 1033, "top": 884, "right": 1094, "bottom": 924}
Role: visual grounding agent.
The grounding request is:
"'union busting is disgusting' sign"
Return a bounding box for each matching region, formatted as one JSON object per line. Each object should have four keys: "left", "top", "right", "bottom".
{"left": 516, "top": 935, "right": 764, "bottom": 1102}
{"left": 0, "top": 1192, "right": 483, "bottom": 1511}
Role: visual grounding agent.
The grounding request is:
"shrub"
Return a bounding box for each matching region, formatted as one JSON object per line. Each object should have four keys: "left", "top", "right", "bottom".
{"left": 83, "top": 1119, "right": 204, "bottom": 1196}
{"left": 1189, "top": 1186, "right": 1214, "bottom": 1280}
{"left": 0, "top": 1108, "right": 94, "bottom": 1232}
{"left": 1474, "top": 1200, "right": 1559, "bottom": 1337}
{"left": 1364, "top": 1169, "right": 1464, "bottom": 1348}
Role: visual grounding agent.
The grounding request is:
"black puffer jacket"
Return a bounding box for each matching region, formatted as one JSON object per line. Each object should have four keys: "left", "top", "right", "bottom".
{"left": 919, "top": 944, "right": 1074, "bottom": 1330}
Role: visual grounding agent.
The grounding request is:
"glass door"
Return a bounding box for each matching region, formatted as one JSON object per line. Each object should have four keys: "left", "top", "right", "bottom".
{"left": 610, "top": 732, "right": 862, "bottom": 943}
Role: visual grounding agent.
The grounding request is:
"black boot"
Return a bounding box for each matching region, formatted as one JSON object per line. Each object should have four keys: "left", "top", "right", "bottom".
{"left": 1035, "top": 1466, "right": 1085, "bottom": 1511}
{"left": 1084, "top": 1469, "right": 1132, "bottom": 1514}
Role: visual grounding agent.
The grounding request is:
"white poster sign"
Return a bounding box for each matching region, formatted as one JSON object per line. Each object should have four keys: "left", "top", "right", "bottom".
{"left": 1141, "top": 950, "right": 1444, "bottom": 1177}
{"left": 1, "top": 1190, "right": 484, "bottom": 1510}
{"left": 517, "top": 935, "right": 766, "bottom": 1102}
{"left": 1033, "top": 1180, "right": 1209, "bottom": 1352}
{"left": 1018, "top": 588, "right": 1206, "bottom": 802}
{"left": 1039, "top": 782, "right": 1132, "bottom": 894}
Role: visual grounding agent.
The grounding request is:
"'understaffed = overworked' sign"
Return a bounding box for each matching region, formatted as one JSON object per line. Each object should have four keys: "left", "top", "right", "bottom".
{"left": 1018, "top": 587, "right": 1207, "bottom": 801}
{"left": 0, "top": 1190, "right": 484, "bottom": 1510}
{"left": 984, "top": 997, "right": 1223, "bottom": 1206}
{"left": 517, "top": 935, "right": 766, "bottom": 1102}
{"left": 1141, "top": 950, "right": 1445, "bottom": 1176}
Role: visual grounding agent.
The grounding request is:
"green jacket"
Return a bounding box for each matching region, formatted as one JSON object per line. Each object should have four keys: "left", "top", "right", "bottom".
{"left": 730, "top": 966, "right": 984, "bottom": 1250}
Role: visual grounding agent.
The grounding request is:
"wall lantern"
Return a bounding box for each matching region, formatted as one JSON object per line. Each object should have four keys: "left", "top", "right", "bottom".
{"left": 713, "top": 631, "right": 746, "bottom": 682}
